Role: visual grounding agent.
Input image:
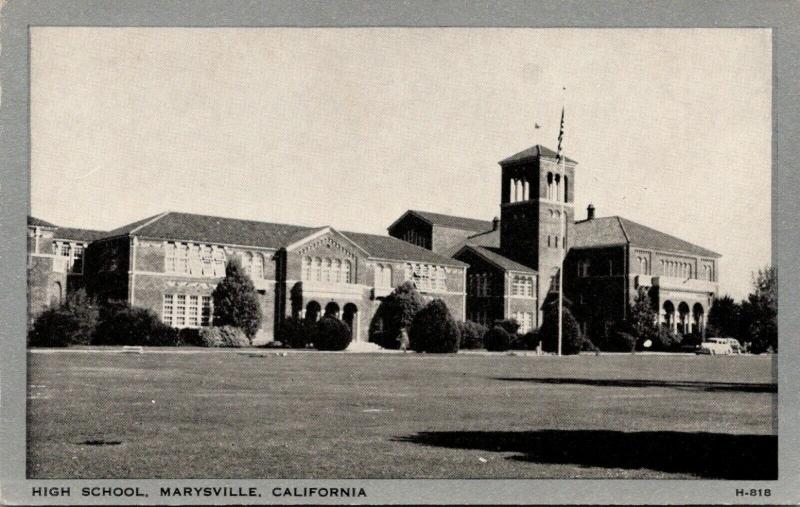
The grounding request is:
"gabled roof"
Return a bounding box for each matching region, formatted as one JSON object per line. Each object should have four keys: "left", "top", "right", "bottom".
{"left": 573, "top": 216, "right": 721, "bottom": 258}
{"left": 499, "top": 144, "right": 577, "bottom": 165}
{"left": 105, "top": 211, "right": 316, "bottom": 249}
{"left": 342, "top": 230, "right": 467, "bottom": 267}
{"left": 102, "top": 211, "right": 467, "bottom": 267}
{"left": 456, "top": 245, "right": 536, "bottom": 273}
{"left": 27, "top": 216, "right": 58, "bottom": 228}
{"left": 389, "top": 209, "right": 494, "bottom": 233}
{"left": 54, "top": 227, "right": 107, "bottom": 242}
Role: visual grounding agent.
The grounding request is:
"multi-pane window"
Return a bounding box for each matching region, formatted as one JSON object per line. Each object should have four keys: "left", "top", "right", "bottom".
{"left": 174, "top": 295, "right": 186, "bottom": 327}
{"left": 302, "top": 256, "right": 353, "bottom": 284}
{"left": 213, "top": 249, "right": 226, "bottom": 276}
{"left": 637, "top": 256, "right": 649, "bottom": 275}
{"left": 167, "top": 243, "right": 270, "bottom": 279}
{"left": 511, "top": 276, "right": 533, "bottom": 297}
{"left": 163, "top": 293, "right": 213, "bottom": 328}
{"left": 53, "top": 242, "right": 85, "bottom": 274}
{"left": 406, "top": 263, "right": 446, "bottom": 291}
{"left": 375, "top": 263, "right": 393, "bottom": 288}
{"left": 512, "top": 312, "right": 533, "bottom": 333}
{"left": 468, "top": 273, "right": 491, "bottom": 296}
{"left": 468, "top": 309, "right": 490, "bottom": 326}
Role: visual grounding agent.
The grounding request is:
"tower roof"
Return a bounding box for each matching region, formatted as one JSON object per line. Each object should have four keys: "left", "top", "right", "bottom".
{"left": 499, "top": 144, "right": 577, "bottom": 165}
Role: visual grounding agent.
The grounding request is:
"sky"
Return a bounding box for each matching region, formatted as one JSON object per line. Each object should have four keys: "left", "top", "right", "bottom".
{"left": 30, "top": 28, "right": 772, "bottom": 299}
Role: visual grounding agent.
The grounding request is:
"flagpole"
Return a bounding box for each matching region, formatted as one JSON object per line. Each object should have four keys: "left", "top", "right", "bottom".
{"left": 556, "top": 95, "right": 566, "bottom": 357}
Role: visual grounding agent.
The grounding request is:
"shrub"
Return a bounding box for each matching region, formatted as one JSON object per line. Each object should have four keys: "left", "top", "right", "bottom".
{"left": 177, "top": 328, "right": 203, "bottom": 347}
{"left": 648, "top": 328, "right": 683, "bottom": 351}
{"left": 212, "top": 258, "right": 263, "bottom": 338}
{"left": 314, "top": 316, "right": 352, "bottom": 351}
{"left": 493, "top": 319, "right": 521, "bottom": 336}
{"left": 521, "top": 330, "right": 541, "bottom": 351}
{"left": 457, "top": 321, "right": 486, "bottom": 349}
{"left": 277, "top": 316, "right": 313, "bottom": 348}
{"left": 607, "top": 331, "right": 637, "bottom": 352}
{"left": 28, "top": 289, "right": 99, "bottom": 347}
{"left": 199, "top": 326, "right": 250, "bottom": 347}
{"left": 369, "top": 282, "right": 425, "bottom": 347}
{"left": 484, "top": 326, "right": 511, "bottom": 352}
{"left": 540, "top": 306, "right": 583, "bottom": 355}
{"left": 409, "top": 299, "right": 460, "bottom": 353}
{"left": 94, "top": 304, "right": 178, "bottom": 346}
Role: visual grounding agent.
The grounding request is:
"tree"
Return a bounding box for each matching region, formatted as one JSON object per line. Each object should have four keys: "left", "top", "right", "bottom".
{"left": 707, "top": 295, "right": 741, "bottom": 338}
{"left": 409, "top": 299, "right": 460, "bottom": 353}
{"left": 212, "top": 257, "right": 263, "bottom": 338}
{"left": 742, "top": 266, "right": 777, "bottom": 353}
{"left": 29, "top": 289, "right": 99, "bottom": 347}
{"left": 627, "top": 287, "right": 658, "bottom": 345}
{"left": 540, "top": 305, "right": 583, "bottom": 355}
{"left": 369, "top": 281, "right": 425, "bottom": 348}
{"left": 314, "top": 316, "right": 352, "bottom": 351}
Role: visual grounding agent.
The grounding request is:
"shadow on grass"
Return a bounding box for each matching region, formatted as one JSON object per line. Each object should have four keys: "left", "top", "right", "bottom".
{"left": 396, "top": 430, "right": 776, "bottom": 479}
{"left": 494, "top": 377, "right": 777, "bottom": 393}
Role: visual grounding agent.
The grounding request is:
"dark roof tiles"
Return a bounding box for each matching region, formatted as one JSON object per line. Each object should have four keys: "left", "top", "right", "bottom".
{"left": 405, "top": 210, "right": 494, "bottom": 232}
{"left": 499, "top": 144, "right": 577, "bottom": 165}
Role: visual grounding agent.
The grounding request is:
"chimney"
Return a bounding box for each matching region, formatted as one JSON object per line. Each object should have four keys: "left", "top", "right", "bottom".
{"left": 492, "top": 216, "right": 500, "bottom": 231}
{"left": 587, "top": 204, "right": 595, "bottom": 220}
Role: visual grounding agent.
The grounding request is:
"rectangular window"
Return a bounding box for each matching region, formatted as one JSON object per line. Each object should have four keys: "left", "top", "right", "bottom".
{"left": 162, "top": 294, "right": 174, "bottom": 326}
{"left": 71, "top": 244, "right": 84, "bottom": 273}
{"left": 166, "top": 243, "right": 177, "bottom": 273}
{"left": 59, "top": 243, "right": 71, "bottom": 257}
{"left": 201, "top": 296, "right": 212, "bottom": 326}
{"left": 175, "top": 295, "right": 186, "bottom": 327}
{"left": 187, "top": 295, "right": 199, "bottom": 327}
{"left": 176, "top": 244, "right": 189, "bottom": 274}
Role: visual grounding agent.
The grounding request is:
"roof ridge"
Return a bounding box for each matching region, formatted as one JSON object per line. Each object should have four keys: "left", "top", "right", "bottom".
{"left": 130, "top": 211, "right": 171, "bottom": 234}
{"left": 615, "top": 216, "right": 631, "bottom": 244}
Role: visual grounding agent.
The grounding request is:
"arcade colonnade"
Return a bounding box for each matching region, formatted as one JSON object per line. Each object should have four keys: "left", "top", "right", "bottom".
{"left": 660, "top": 300, "right": 706, "bottom": 335}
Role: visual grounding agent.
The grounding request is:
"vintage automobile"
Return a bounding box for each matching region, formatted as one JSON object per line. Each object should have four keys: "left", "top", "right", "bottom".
{"left": 697, "top": 337, "right": 734, "bottom": 355}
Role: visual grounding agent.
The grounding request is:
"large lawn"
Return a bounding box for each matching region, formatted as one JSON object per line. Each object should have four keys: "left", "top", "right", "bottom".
{"left": 27, "top": 350, "right": 776, "bottom": 479}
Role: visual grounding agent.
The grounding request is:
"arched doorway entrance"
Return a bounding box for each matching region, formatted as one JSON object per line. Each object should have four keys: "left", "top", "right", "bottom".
{"left": 324, "top": 301, "right": 340, "bottom": 318}
{"left": 343, "top": 303, "right": 359, "bottom": 342}
{"left": 662, "top": 300, "right": 675, "bottom": 330}
{"left": 50, "top": 281, "right": 62, "bottom": 307}
{"left": 305, "top": 301, "right": 321, "bottom": 322}
{"left": 678, "top": 302, "right": 691, "bottom": 335}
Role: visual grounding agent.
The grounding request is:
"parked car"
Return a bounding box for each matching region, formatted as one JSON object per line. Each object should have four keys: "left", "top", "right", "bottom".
{"left": 697, "top": 337, "right": 733, "bottom": 355}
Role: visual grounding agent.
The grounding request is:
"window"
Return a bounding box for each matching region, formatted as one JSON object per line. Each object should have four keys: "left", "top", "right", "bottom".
{"left": 404, "top": 263, "right": 444, "bottom": 291}
{"left": 512, "top": 312, "right": 533, "bottom": 333}
{"left": 242, "top": 252, "right": 253, "bottom": 276}
{"left": 638, "top": 256, "right": 649, "bottom": 275}
{"left": 375, "top": 264, "right": 393, "bottom": 288}
{"left": 163, "top": 293, "right": 213, "bottom": 328}
{"left": 201, "top": 246, "right": 214, "bottom": 276}
{"left": 201, "top": 296, "right": 212, "bottom": 326}
{"left": 312, "top": 257, "right": 322, "bottom": 281}
{"left": 333, "top": 259, "right": 342, "bottom": 283}
{"left": 342, "top": 260, "right": 352, "bottom": 284}
{"left": 578, "top": 260, "right": 590, "bottom": 277}
{"left": 59, "top": 243, "right": 71, "bottom": 257}
{"left": 72, "top": 245, "right": 84, "bottom": 273}
{"left": 213, "top": 248, "right": 226, "bottom": 276}
{"left": 608, "top": 259, "right": 614, "bottom": 276}
{"left": 174, "top": 295, "right": 186, "bottom": 327}
{"left": 511, "top": 276, "right": 533, "bottom": 297}
{"left": 176, "top": 243, "right": 189, "bottom": 274}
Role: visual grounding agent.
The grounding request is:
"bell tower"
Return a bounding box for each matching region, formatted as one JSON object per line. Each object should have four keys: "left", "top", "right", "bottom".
{"left": 498, "top": 144, "right": 577, "bottom": 311}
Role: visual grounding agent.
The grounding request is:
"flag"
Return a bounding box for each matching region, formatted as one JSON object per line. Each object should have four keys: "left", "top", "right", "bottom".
{"left": 556, "top": 106, "right": 565, "bottom": 166}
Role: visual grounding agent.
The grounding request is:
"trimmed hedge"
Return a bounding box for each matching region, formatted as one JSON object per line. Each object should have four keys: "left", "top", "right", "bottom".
{"left": 457, "top": 321, "right": 487, "bottom": 349}
{"left": 277, "top": 316, "right": 314, "bottom": 348}
{"left": 608, "top": 331, "right": 637, "bottom": 352}
{"left": 493, "top": 319, "right": 521, "bottom": 336}
{"left": 520, "top": 330, "right": 541, "bottom": 351}
{"left": 199, "top": 326, "right": 250, "bottom": 347}
{"left": 484, "top": 326, "right": 511, "bottom": 352}
{"left": 94, "top": 304, "right": 177, "bottom": 346}
{"left": 314, "top": 316, "right": 352, "bottom": 351}
{"left": 409, "top": 299, "right": 460, "bottom": 353}
{"left": 28, "top": 290, "right": 99, "bottom": 347}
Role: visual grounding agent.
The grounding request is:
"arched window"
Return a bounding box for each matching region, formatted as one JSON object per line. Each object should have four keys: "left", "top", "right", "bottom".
{"left": 213, "top": 248, "right": 226, "bottom": 277}
{"left": 242, "top": 252, "right": 253, "bottom": 275}
{"left": 302, "top": 256, "right": 311, "bottom": 280}
{"left": 333, "top": 259, "right": 342, "bottom": 283}
{"left": 547, "top": 172, "right": 554, "bottom": 200}
{"left": 554, "top": 174, "right": 561, "bottom": 202}
{"left": 564, "top": 175, "right": 569, "bottom": 202}
{"left": 312, "top": 257, "right": 322, "bottom": 281}
{"left": 342, "top": 260, "right": 352, "bottom": 283}
{"left": 322, "top": 258, "right": 332, "bottom": 282}
{"left": 252, "top": 253, "right": 264, "bottom": 279}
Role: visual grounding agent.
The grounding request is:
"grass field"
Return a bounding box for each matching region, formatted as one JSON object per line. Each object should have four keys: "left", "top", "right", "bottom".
{"left": 27, "top": 350, "right": 776, "bottom": 479}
